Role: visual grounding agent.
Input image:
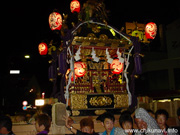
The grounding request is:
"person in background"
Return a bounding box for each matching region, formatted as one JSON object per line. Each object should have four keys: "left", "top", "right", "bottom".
{"left": 170, "top": 107, "right": 180, "bottom": 135}
{"left": 155, "top": 109, "right": 169, "bottom": 134}
{"left": 63, "top": 114, "right": 98, "bottom": 135}
{"left": 113, "top": 110, "right": 134, "bottom": 135}
{"left": 119, "top": 110, "right": 134, "bottom": 135}
{"left": 99, "top": 112, "right": 116, "bottom": 135}
{"left": 147, "top": 109, "right": 155, "bottom": 119}
{"left": 80, "top": 118, "right": 97, "bottom": 134}
{"left": 35, "top": 114, "right": 51, "bottom": 135}
{"left": 135, "top": 108, "right": 163, "bottom": 135}
{"left": 29, "top": 105, "right": 52, "bottom": 124}
{"left": 0, "top": 115, "right": 15, "bottom": 135}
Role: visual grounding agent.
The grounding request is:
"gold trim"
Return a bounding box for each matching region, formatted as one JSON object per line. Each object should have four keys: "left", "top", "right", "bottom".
{"left": 95, "top": 110, "right": 107, "bottom": 115}
{"left": 72, "top": 110, "right": 80, "bottom": 116}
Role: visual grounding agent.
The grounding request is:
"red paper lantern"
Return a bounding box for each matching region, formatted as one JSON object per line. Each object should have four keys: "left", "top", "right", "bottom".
{"left": 145, "top": 22, "right": 157, "bottom": 39}
{"left": 49, "top": 12, "right": 62, "bottom": 30}
{"left": 70, "top": 0, "right": 80, "bottom": 13}
{"left": 38, "top": 42, "right": 48, "bottom": 55}
{"left": 74, "top": 62, "right": 86, "bottom": 77}
{"left": 110, "top": 59, "right": 123, "bottom": 74}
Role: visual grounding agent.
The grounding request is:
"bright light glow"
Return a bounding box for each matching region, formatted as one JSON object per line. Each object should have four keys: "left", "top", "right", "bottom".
{"left": 24, "top": 55, "right": 30, "bottom": 59}
{"left": 22, "top": 101, "right": 28, "bottom": 106}
{"left": 10, "top": 70, "right": 20, "bottom": 74}
{"left": 22, "top": 106, "right": 27, "bottom": 110}
{"left": 35, "top": 99, "right": 45, "bottom": 106}
{"left": 29, "top": 89, "right": 33, "bottom": 92}
{"left": 174, "top": 98, "right": 180, "bottom": 101}
{"left": 152, "top": 99, "right": 171, "bottom": 102}
{"left": 42, "top": 92, "right": 45, "bottom": 99}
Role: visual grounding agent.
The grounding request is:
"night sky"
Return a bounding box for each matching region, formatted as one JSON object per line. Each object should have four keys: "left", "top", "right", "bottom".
{"left": 1, "top": 0, "right": 180, "bottom": 114}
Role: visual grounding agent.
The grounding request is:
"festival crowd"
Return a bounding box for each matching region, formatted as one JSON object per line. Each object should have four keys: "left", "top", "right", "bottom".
{"left": 0, "top": 106, "right": 180, "bottom": 135}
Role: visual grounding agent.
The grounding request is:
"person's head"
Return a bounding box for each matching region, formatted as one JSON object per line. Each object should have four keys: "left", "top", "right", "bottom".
{"left": 135, "top": 118, "right": 147, "bottom": 130}
{"left": 135, "top": 108, "right": 160, "bottom": 131}
{"left": 35, "top": 114, "right": 51, "bottom": 133}
{"left": 177, "top": 107, "right": 180, "bottom": 121}
{"left": 147, "top": 109, "right": 155, "bottom": 118}
{"left": 80, "top": 118, "right": 94, "bottom": 134}
{"left": 155, "top": 109, "right": 169, "bottom": 129}
{"left": 119, "top": 111, "right": 133, "bottom": 130}
{"left": 0, "top": 115, "right": 13, "bottom": 134}
{"left": 100, "top": 112, "right": 115, "bottom": 133}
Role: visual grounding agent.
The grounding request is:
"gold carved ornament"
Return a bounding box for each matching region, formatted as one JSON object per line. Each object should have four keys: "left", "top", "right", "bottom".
{"left": 71, "top": 94, "right": 88, "bottom": 110}
{"left": 89, "top": 96, "right": 112, "bottom": 107}
{"left": 114, "top": 94, "right": 129, "bottom": 108}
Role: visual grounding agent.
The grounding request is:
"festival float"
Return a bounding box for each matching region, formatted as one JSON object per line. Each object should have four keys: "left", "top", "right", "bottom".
{"left": 38, "top": 0, "right": 157, "bottom": 116}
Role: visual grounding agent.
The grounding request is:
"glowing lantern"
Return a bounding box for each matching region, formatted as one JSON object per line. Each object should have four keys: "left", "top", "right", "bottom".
{"left": 145, "top": 22, "right": 157, "bottom": 39}
{"left": 70, "top": 0, "right": 80, "bottom": 13}
{"left": 65, "top": 62, "right": 86, "bottom": 81}
{"left": 49, "top": 12, "right": 62, "bottom": 30}
{"left": 38, "top": 42, "right": 48, "bottom": 55}
{"left": 74, "top": 62, "right": 86, "bottom": 77}
{"left": 110, "top": 59, "right": 123, "bottom": 74}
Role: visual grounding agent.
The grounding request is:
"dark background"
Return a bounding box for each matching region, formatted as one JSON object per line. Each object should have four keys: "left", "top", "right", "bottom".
{"left": 1, "top": 0, "right": 180, "bottom": 114}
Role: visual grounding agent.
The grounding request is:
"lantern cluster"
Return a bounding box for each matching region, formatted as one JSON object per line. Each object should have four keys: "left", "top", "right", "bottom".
{"left": 145, "top": 22, "right": 157, "bottom": 39}
{"left": 48, "top": 0, "right": 80, "bottom": 31}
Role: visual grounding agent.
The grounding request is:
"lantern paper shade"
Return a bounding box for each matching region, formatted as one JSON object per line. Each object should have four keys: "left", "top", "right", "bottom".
{"left": 145, "top": 22, "right": 157, "bottom": 39}
{"left": 70, "top": 0, "right": 80, "bottom": 13}
{"left": 49, "top": 12, "right": 62, "bottom": 30}
{"left": 65, "top": 62, "right": 86, "bottom": 81}
{"left": 110, "top": 59, "right": 123, "bottom": 74}
{"left": 38, "top": 42, "right": 48, "bottom": 55}
{"left": 74, "top": 62, "right": 86, "bottom": 77}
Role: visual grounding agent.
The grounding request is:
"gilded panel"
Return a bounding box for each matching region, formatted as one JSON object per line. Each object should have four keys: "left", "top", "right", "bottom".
{"left": 114, "top": 94, "right": 129, "bottom": 108}
{"left": 70, "top": 94, "right": 88, "bottom": 110}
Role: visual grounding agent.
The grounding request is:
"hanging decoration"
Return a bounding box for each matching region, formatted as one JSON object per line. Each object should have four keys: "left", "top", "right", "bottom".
{"left": 91, "top": 47, "right": 100, "bottom": 62}
{"left": 145, "top": 22, "right": 157, "bottom": 39}
{"left": 110, "top": 59, "right": 123, "bottom": 74}
{"left": 106, "top": 48, "right": 113, "bottom": 64}
{"left": 74, "top": 45, "right": 81, "bottom": 61}
{"left": 70, "top": 0, "right": 80, "bottom": 13}
{"left": 74, "top": 62, "right": 86, "bottom": 77}
{"left": 38, "top": 42, "right": 48, "bottom": 55}
{"left": 118, "top": 75, "right": 123, "bottom": 84}
{"left": 49, "top": 12, "right": 62, "bottom": 30}
{"left": 117, "top": 48, "right": 124, "bottom": 63}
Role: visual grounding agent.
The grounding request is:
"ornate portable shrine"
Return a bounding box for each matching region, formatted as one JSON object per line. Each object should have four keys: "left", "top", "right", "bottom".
{"left": 65, "top": 21, "right": 134, "bottom": 115}
{"left": 39, "top": 0, "right": 157, "bottom": 116}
